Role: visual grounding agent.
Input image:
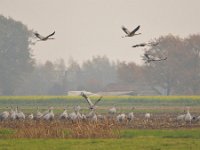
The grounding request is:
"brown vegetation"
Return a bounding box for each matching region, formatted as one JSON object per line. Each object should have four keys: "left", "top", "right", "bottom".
{"left": 1, "top": 113, "right": 200, "bottom": 139}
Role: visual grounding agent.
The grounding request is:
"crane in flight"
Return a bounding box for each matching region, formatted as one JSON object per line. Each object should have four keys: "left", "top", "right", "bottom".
{"left": 132, "top": 43, "right": 147, "bottom": 48}
{"left": 121, "top": 25, "right": 141, "bottom": 38}
{"left": 81, "top": 92, "right": 103, "bottom": 110}
{"left": 34, "top": 31, "right": 55, "bottom": 41}
{"left": 132, "top": 42, "right": 159, "bottom": 48}
{"left": 143, "top": 53, "right": 167, "bottom": 63}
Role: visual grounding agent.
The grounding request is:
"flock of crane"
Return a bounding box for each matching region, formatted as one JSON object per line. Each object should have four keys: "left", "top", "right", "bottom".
{"left": 0, "top": 105, "right": 148, "bottom": 123}
{"left": 0, "top": 92, "right": 147, "bottom": 123}
{"left": 121, "top": 25, "right": 167, "bottom": 63}
{"left": 33, "top": 25, "right": 167, "bottom": 64}
{"left": 0, "top": 92, "right": 198, "bottom": 125}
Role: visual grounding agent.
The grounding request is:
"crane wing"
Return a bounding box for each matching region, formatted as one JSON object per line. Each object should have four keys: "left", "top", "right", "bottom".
{"left": 144, "top": 53, "right": 150, "bottom": 59}
{"left": 157, "top": 57, "right": 167, "bottom": 61}
{"left": 132, "top": 43, "right": 146, "bottom": 48}
{"left": 81, "top": 92, "right": 93, "bottom": 107}
{"left": 121, "top": 26, "right": 130, "bottom": 34}
{"left": 45, "top": 31, "right": 55, "bottom": 39}
{"left": 150, "top": 42, "right": 159, "bottom": 46}
{"left": 93, "top": 96, "right": 103, "bottom": 106}
{"left": 132, "top": 44, "right": 139, "bottom": 48}
{"left": 130, "top": 25, "right": 140, "bottom": 35}
{"left": 34, "top": 33, "right": 45, "bottom": 40}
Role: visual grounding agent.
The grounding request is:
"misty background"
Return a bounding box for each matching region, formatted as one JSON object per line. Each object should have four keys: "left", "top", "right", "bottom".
{"left": 0, "top": 0, "right": 200, "bottom": 95}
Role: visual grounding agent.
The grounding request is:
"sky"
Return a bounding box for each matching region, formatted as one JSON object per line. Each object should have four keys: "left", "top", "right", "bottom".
{"left": 0, "top": 0, "right": 200, "bottom": 65}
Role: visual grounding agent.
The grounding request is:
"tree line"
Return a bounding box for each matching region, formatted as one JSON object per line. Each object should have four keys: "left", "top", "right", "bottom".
{"left": 0, "top": 15, "right": 200, "bottom": 95}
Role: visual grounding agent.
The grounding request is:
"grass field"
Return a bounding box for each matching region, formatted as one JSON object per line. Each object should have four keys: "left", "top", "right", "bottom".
{"left": 0, "top": 129, "right": 200, "bottom": 150}
{"left": 1, "top": 95, "right": 200, "bottom": 110}
{"left": 0, "top": 138, "right": 200, "bottom": 150}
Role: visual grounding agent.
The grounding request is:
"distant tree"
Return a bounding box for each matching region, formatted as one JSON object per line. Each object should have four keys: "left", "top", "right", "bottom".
{"left": 0, "top": 15, "right": 34, "bottom": 95}
{"left": 144, "top": 34, "right": 200, "bottom": 95}
{"left": 17, "top": 61, "right": 54, "bottom": 95}
{"left": 143, "top": 35, "right": 184, "bottom": 95}
{"left": 81, "top": 55, "right": 117, "bottom": 92}
{"left": 117, "top": 61, "right": 144, "bottom": 83}
{"left": 66, "top": 58, "right": 82, "bottom": 91}
{"left": 54, "top": 59, "right": 67, "bottom": 93}
{"left": 17, "top": 59, "right": 68, "bottom": 95}
{"left": 182, "top": 34, "right": 200, "bottom": 94}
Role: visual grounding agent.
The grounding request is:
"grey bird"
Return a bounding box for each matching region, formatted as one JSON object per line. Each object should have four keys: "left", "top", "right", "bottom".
{"left": 144, "top": 53, "right": 167, "bottom": 63}
{"left": 81, "top": 92, "right": 102, "bottom": 110}
{"left": 0, "top": 110, "right": 9, "bottom": 121}
{"left": 132, "top": 43, "right": 147, "bottom": 48}
{"left": 132, "top": 42, "right": 159, "bottom": 48}
{"left": 122, "top": 25, "right": 141, "bottom": 38}
{"left": 34, "top": 31, "right": 55, "bottom": 41}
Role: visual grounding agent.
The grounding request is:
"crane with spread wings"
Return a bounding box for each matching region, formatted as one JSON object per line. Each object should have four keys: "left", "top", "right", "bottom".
{"left": 34, "top": 31, "right": 55, "bottom": 41}
{"left": 121, "top": 25, "right": 141, "bottom": 38}
{"left": 81, "top": 92, "right": 103, "bottom": 110}
{"left": 143, "top": 53, "right": 167, "bottom": 63}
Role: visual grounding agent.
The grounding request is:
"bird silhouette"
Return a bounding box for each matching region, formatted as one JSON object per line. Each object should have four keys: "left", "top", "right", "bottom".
{"left": 122, "top": 25, "right": 141, "bottom": 38}
{"left": 34, "top": 31, "right": 55, "bottom": 41}
{"left": 132, "top": 42, "right": 159, "bottom": 48}
{"left": 132, "top": 43, "right": 147, "bottom": 48}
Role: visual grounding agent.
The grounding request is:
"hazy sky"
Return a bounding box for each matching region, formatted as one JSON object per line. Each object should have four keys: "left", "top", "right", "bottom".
{"left": 0, "top": 0, "right": 200, "bottom": 65}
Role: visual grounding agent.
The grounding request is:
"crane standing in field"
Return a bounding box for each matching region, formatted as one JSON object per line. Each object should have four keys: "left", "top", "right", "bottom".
{"left": 10, "top": 107, "right": 17, "bottom": 120}
{"left": 59, "top": 107, "right": 68, "bottom": 120}
{"left": 127, "top": 107, "right": 135, "bottom": 122}
{"left": 43, "top": 107, "right": 54, "bottom": 121}
{"left": 145, "top": 113, "right": 151, "bottom": 121}
{"left": 68, "top": 108, "right": 78, "bottom": 122}
{"left": 108, "top": 106, "right": 117, "bottom": 119}
{"left": 185, "top": 107, "right": 192, "bottom": 124}
{"left": 0, "top": 108, "right": 9, "bottom": 121}
{"left": 34, "top": 106, "right": 43, "bottom": 120}
{"left": 16, "top": 106, "right": 25, "bottom": 120}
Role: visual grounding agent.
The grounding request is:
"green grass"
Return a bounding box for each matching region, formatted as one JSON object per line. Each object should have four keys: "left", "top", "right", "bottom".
{"left": 1, "top": 95, "right": 200, "bottom": 101}
{"left": 121, "top": 129, "right": 200, "bottom": 139}
{"left": 0, "top": 129, "right": 15, "bottom": 138}
{"left": 0, "top": 95, "right": 200, "bottom": 108}
{"left": 0, "top": 129, "right": 200, "bottom": 149}
{"left": 0, "top": 138, "right": 199, "bottom": 150}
